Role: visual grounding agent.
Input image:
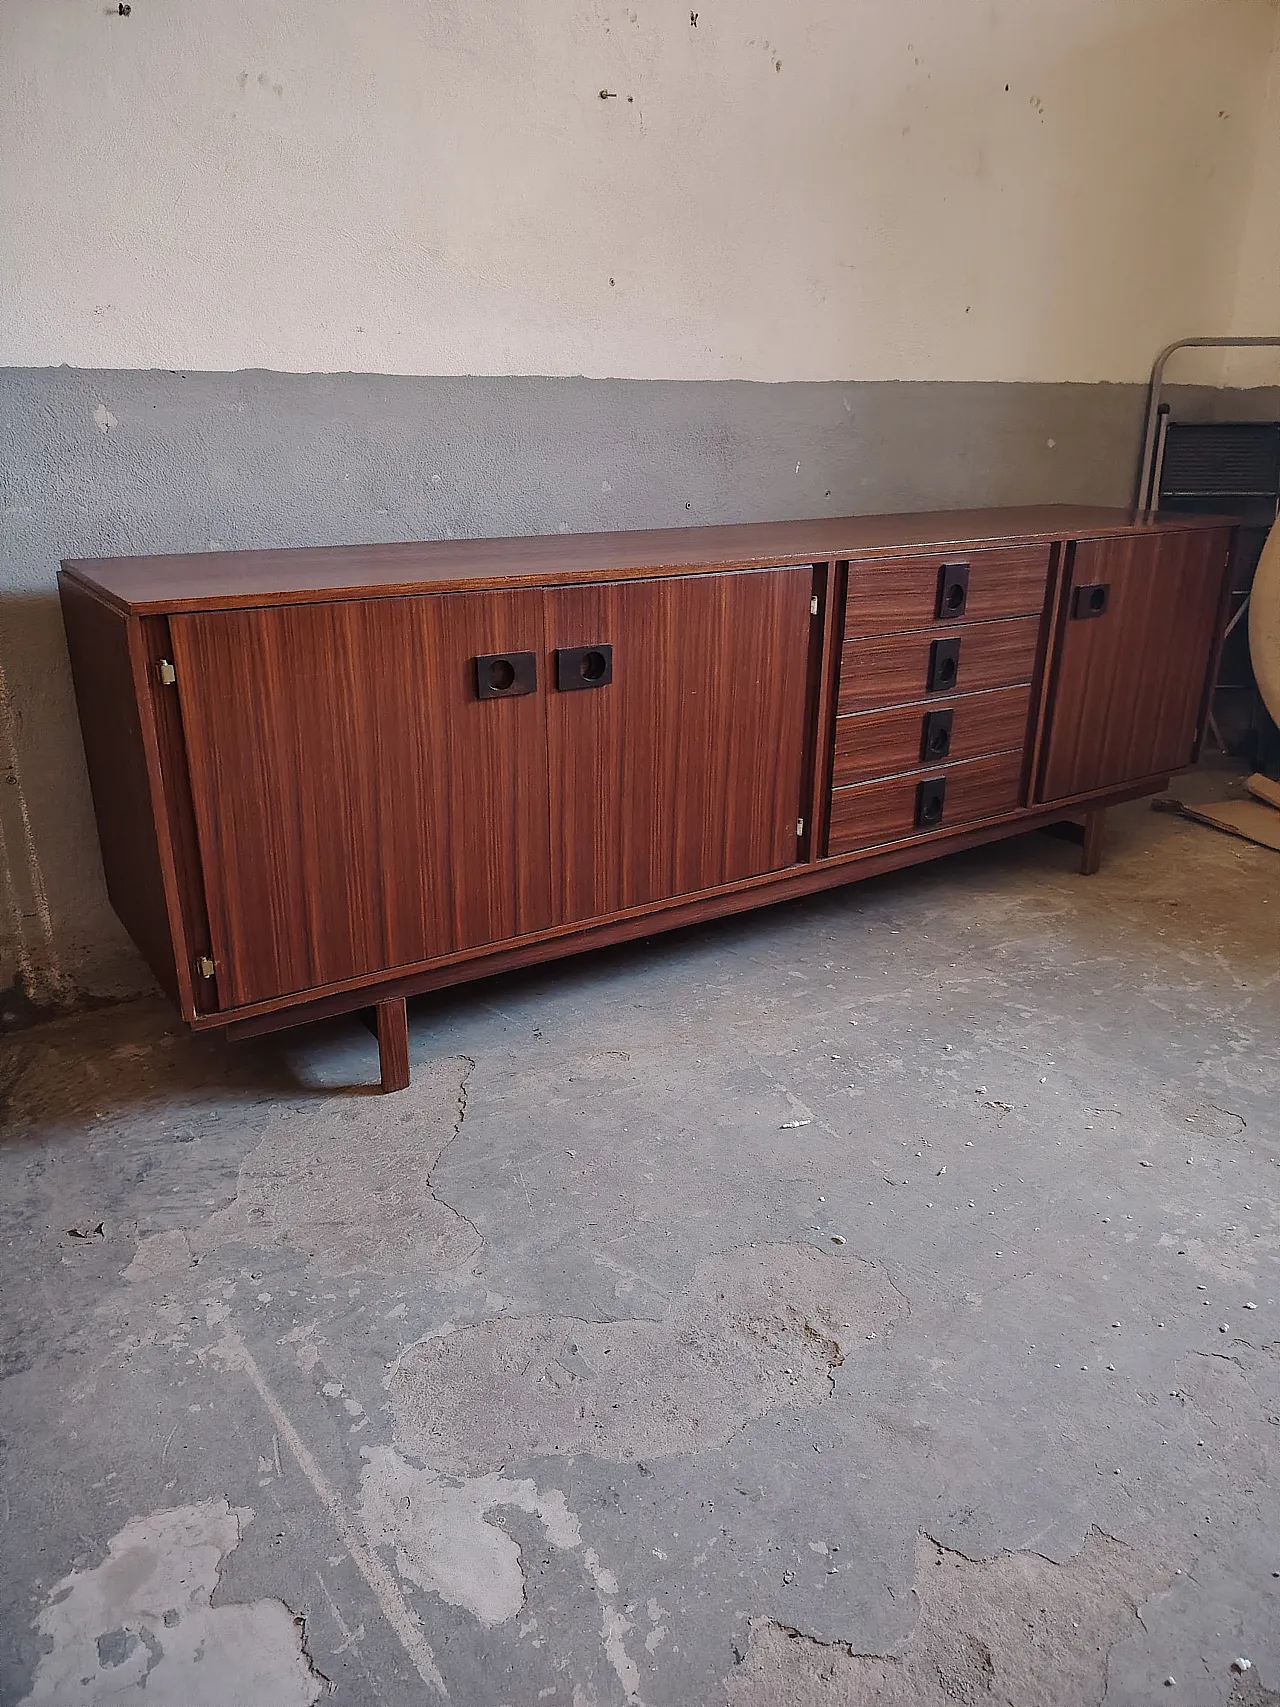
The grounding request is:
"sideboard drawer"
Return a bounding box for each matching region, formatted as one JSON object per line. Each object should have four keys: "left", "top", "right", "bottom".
{"left": 837, "top": 615, "right": 1040, "bottom": 714}
{"left": 832, "top": 683, "right": 1033, "bottom": 789}
{"left": 827, "top": 749, "right": 1024, "bottom": 855}
{"left": 844, "top": 545, "right": 1050, "bottom": 636}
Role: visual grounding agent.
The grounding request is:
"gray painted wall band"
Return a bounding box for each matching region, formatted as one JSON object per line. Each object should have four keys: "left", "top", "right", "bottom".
{"left": 2, "top": 369, "right": 1276, "bottom": 1012}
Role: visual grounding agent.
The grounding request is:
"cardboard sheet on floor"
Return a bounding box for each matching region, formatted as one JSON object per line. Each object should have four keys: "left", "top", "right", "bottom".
{"left": 1178, "top": 793, "right": 1280, "bottom": 852}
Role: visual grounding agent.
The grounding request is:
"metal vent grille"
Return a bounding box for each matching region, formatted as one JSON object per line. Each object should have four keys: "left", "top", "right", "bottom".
{"left": 1159, "top": 422, "right": 1280, "bottom": 499}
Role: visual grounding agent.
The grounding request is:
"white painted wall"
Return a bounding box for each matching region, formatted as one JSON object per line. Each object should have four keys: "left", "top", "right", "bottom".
{"left": 0, "top": 0, "right": 1276, "bottom": 383}
{"left": 1231, "top": 7, "right": 1280, "bottom": 343}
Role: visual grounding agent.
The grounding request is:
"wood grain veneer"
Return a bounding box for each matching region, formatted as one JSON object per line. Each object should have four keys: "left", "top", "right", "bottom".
{"left": 224, "top": 774, "right": 1171, "bottom": 1043}
{"left": 374, "top": 998, "right": 410, "bottom": 1093}
{"left": 543, "top": 568, "right": 812, "bottom": 922}
{"left": 137, "top": 614, "right": 216, "bottom": 1016}
{"left": 837, "top": 616, "right": 1041, "bottom": 715}
{"left": 827, "top": 750, "right": 1024, "bottom": 856}
{"left": 797, "top": 562, "right": 839, "bottom": 862}
{"left": 1037, "top": 528, "right": 1232, "bottom": 801}
{"left": 63, "top": 508, "right": 1232, "bottom": 614}
{"left": 844, "top": 545, "right": 1050, "bottom": 635}
{"left": 832, "top": 684, "right": 1033, "bottom": 788}
{"left": 58, "top": 578, "right": 185, "bottom": 1005}
{"left": 1080, "top": 809, "right": 1107, "bottom": 876}
{"left": 169, "top": 589, "right": 555, "bottom": 1007}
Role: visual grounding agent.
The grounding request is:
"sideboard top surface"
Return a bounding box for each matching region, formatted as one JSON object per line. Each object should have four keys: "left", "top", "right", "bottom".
{"left": 61, "top": 505, "right": 1232, "bottom": 614}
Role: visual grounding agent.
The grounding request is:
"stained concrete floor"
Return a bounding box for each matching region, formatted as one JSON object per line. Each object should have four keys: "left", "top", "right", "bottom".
{"left": 1, "top": 783, "right": 1278, "bottom": 1707}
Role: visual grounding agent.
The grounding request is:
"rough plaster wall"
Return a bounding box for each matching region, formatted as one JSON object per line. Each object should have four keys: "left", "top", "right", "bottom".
{"left": 1231, "top": 8, "right": 1280, "bottom": 348}
{"left": 1, "top": 0, "right": 1276, "bottom": 381}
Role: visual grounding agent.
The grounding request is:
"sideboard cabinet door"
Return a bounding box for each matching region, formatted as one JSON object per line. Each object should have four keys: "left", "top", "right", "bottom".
{"left": 544, "top": 567, "right": 813, "bottom": 924}
{"left": 1037, "top": 528, "right": 1231, "bottom": 802}
{"left": 169, "top": 592, "right": 552, "bottom": 1007}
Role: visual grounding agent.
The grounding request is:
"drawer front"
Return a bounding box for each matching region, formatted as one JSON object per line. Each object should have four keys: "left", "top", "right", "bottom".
{"left": 837, "top": 615, "right": 1040, "bottom": 715}
{"left": 827, "top": 750, "right": 1024, "bottom": 856}
{"left": 832, "top": 684, "right": 1032, "bottom": 788}
{"left": 845, "top": 545, "right": 1050, "bottom": 636}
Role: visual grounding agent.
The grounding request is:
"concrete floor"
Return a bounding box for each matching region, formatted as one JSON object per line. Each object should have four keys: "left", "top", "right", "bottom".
{"left": 1, "top": 782, "right": 1278, "bottom": 1706}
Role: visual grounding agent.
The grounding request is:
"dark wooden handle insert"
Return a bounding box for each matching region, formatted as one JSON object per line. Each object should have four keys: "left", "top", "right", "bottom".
{"left": 1071, "top": 582, "right": 1110, "bottom": 620}
{"left": 915, "top": 775, "right": 948, "bottom": 828}
{"left": 920, "top": 708, "right": 954, "bottom": 762}
{"left": 555, "top": 644, "right": 614, "bottom": 690}
{"left": 936, "top": 562, "right": 970, "bottom": 619}
{"left": 927, "top": 636, "right": 962, "bottom": 693}
{"left": 475, "top": 651, "right": 537, "bottom": 699}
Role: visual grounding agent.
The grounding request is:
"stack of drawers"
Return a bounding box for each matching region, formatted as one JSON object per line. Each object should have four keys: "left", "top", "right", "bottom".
{"left": 826, "top": 545, "right": 1052, "bottom": 856}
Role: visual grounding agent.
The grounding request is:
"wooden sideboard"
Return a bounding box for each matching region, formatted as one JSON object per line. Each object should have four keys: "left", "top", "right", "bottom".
{"left": 59, "top": 506, "right": 1233, "bottom": 1091}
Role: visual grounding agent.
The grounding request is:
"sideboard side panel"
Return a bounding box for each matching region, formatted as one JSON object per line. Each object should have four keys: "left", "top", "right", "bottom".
{"left": 57, "top": 575, "right": 187, "bottom": 1008}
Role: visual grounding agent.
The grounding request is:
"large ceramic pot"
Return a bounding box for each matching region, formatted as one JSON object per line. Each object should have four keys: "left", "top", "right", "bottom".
{"left": 1252, "top": 520, "right": 1280, "bottom": 727}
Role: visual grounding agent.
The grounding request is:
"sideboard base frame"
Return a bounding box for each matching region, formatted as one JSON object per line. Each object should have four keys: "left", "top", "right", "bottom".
{"left": 224, "top": 782, "right": 1160, "bottom": 1088}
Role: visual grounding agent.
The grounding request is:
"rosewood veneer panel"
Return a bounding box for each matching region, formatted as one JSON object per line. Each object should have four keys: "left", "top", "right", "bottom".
{"left": 844, "top": 545, "right": 1050, "bottom": 635}
{"left": 833, "top": 684, "right": 1033, "bottom": 788}
{"left": 169, "top": 590, "right": 553, "bottom": 1006}
{"left": 64, "top": 508, "right": 1229, "bottom": 613}
{"left": 828, "top": 750, "right": 1024, "bottom": 855}
{"left": 58, "top": 578, "right": 183, "bottom": 1004}
{"left": 1038, "top": 528, "right": 1232, "bottom": 801}
{"left": 544, "top": 568, "right": 813, "bottom": 922}
{"left": 837, "top": 616, "right": 1041, "bottom": 715}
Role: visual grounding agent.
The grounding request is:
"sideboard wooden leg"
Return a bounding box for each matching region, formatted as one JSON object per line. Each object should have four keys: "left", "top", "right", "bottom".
{"left": 1080, "top": 808, "right": 1106, "bottom": 876}
{"left": 375, "top": 996, "right": 410, "bottom": 1092}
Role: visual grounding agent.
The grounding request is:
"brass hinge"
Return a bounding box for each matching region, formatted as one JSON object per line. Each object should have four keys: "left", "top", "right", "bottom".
{"left": 158, "top": 659, "right": 177, "bottom": 686}
{"left": 810, "top": 595, "right": 820, "bottom": 616}
{"left": 196, "top": 955, "right": 215, "bottom": 979}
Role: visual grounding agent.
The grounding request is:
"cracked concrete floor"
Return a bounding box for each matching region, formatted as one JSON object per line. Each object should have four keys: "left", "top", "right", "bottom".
{"left": 1, "top": 786, "right": 1278, "bottom": 1706}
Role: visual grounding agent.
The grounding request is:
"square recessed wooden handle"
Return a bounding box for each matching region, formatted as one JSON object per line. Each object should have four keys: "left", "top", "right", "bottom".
{"left": 1071, "top": 583, "right": 1110, "bottom": 620}
{"left": 927, "top": 637, "right": 961, "bottom": 693}
{"left": 921, "top": 708, "right": 954, "bottom": 762}
{"left": 916, "top": 776, "right": 947, "bottom": 828}
{"left": 555, "top": 644, "right": 613, "bottom": 690}
{"left": 475, "top": 652, "right": 537, "bottom": 698}
{"left": 936, "top": 562, "right": 970, "bottom": 619}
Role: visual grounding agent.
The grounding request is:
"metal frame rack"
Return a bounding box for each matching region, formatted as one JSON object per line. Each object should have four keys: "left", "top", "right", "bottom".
{"left": 1137, "top": 337, "right": 1280, "bottom": 761}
